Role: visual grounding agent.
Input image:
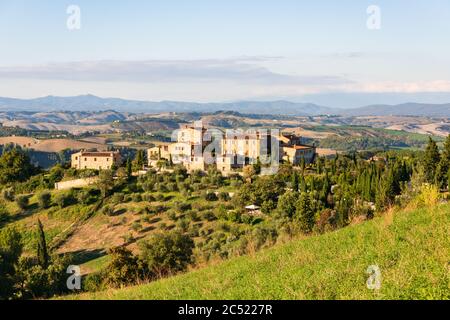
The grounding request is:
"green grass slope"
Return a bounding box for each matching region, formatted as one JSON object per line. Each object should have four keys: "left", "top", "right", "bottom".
{"left": 67, "top": 203, "right": 450, "bottom": 300}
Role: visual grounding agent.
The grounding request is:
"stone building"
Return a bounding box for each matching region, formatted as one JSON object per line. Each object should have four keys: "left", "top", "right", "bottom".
{"left": 71, "top": 151, "right": 121, "bottom": 170}
{"left": 147, "top": 124, "right": 316, "bottom": 174}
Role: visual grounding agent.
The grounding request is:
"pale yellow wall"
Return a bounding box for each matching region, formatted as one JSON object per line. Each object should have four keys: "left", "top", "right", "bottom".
{"left": 148, "top": 145, "right": 171, "bottom": 162}
{"left": 71, "top": 152, "right": 120, "bottom": 170}
{"left": 282, "top": 147, "right": 315, "bottom": 165}
{"left": 147, "top": 126, "right": 314, "bottom": 173}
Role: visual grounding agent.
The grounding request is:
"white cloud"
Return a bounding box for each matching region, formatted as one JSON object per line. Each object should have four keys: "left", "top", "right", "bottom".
{"left": 0, "top": 59, "right": 351, "bottom": 86}
{"left": 0, "top": 59, "right": 449, "bottom": 102}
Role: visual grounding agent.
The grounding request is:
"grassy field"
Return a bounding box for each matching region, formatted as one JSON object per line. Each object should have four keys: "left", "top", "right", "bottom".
{"left": 65, "top": 202, "right": 450, "bottom": 300}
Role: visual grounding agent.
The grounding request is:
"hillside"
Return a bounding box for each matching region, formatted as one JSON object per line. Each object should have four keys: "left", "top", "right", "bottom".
{"left": 0, "top": 136, "right": 106, "bottom": 153}
{"left": 66, "top": 203, "right": 450, "bottom": 300}
{"left": 1, "top": 95, "right": 450, "bottom": 117}
{"left": 342, "top": 103, "right": 450, "bottom": 117}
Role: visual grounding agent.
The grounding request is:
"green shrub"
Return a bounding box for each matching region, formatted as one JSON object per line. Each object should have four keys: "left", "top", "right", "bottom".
{"left": 111, "top": 192, "right": 125, "bottom": 204}
{"left": 157, "top": 184, "right": 168, "bottom": 193}
{"left": 15, "top": 195, "right": 29, "bottom": 210}
{"left": 227, "top": 210, "right": 242, "bottom": 223}
{"left": 142, "top": 214, "right": 151, "bottom": 224}
{"left": 100, "top": 247, "right": 144, "bottom": 289}
{"left": 142, "top": 193, "right": 155, "bottom": 202}
{"left": 251, "top": 226, "right": 278, "bottom": 250}
{"left": 102, "top": 205, "right": 115, "bottom": 216}
{"left": 241, "top": 213, "right": 254, "bottom": 225}
{"left": 188, "top": 224, "right": 200, "bottom": 238}
{"left": 201, "top": 210, "right": 217, "bottom": 221}
{"left": 131, "top": 193, "right": 142, "bottom": 202}
{"left": 186, "top": 210, "right": 200, "bottom": 222}
{"left": 2, "top": 188, "right": 15, "bottom": 202}
{"left": 121, "top": 233, "right": 134, "bottom": 244}
{"left": 53, "top": 192, "right": 74, "bottom": 208}
{"left": 15, "top": 255, "right": 70, "bottom": 299}
{"left": 131, "top": 221, "right": 143, "bottom": 232}
{"left": 139, "top": 231, "right": 195, "bottom": 276}
{"left": 168, "top": 211, "right": 178, "bottom": 222}
{"left": 175, "top": 202, "right": 191, "bottom": 212}
{"left": 167, "top": 182, "right": 179, "bottom": 192}
{"left": 218, "top": 192, "right": 231, "bottom": 201}
{"left": 205, "top": 192, "right": 218, "bottom": 202}
{"left": 77, "top": 189, "right": 96, "bottom": 205}
{"left": 176, "top": 218, "right": 190, "bottom": 232}
{"left": 83, "top": 272, "right": 105, "bottom": 292}
{"left": 315, "top": 209, "right": 337, "bottom": 234}
{"left": 0, "top": 205, "right": 9, "bottom": 223}
{"left": 158, "top": 222, "right": 167, "bottom": 230}
{"left": 37, "top": 191, "right": 52, "bottom": 209}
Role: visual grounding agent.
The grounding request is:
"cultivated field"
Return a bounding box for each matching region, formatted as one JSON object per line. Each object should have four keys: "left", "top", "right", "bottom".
{"left": 0, "top": 136, "right": 106, "bottom": 152}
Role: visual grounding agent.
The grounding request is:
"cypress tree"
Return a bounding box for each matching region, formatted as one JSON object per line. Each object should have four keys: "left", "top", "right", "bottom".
{"left": 423, "top": 137, "right": 441, "bottom": 183}
{"left": 436, "top": 135, "right": 450, "bottom": 188}
{"left": 316, "top": 159, "right": 322, "bottom": 174}
{"left": 126, "top": 158, "right": 132, "bottom": 178}
{"left": 291, "top": 172, "right": 299, "bottom": 192}
{"left": 448, "top": 169, "right": 450, "bottom": 190}
{"left": 375, "top": 169, "right": 396, "bottom": 211}
{"left": 295, "top": 193, "right": 315, "bottom": 233}
{"left": 299, "top": 158, "right": 306, "bottom": 173}
{"left": 36, "top": 219, "right": 49, "bottom": 269}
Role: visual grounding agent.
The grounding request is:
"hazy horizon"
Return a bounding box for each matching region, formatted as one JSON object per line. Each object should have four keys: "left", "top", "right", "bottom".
{"left": 1, "top": 1, "right": 450, "bottom": 107}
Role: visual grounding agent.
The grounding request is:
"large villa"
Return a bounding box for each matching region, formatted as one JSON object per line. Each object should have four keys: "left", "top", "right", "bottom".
{"left": 148, "top": 124, "right": 316, "bottom": 174}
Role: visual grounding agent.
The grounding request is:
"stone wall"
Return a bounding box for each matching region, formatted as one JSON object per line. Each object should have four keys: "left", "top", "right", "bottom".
{"left": 54, "top": 177, "right": 98, "bottom": 190}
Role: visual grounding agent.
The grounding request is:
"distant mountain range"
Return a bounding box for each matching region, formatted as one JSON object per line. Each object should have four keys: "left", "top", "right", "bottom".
{"left": 0, "top": 95, "right": 449, "bottom": 117}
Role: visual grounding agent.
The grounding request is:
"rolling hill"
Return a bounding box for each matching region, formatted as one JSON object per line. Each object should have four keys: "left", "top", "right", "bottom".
{"left": 342, "top": 103, "right": 450, "bottom": 117}
{"left": 0, "top": 136, "right": 106, "bottom": 153}
{"left": 65, "top": 202, "right": 450, "bottom": 300}
{"left": 1, "top": 95, "right": 449, "bottom": 117}
{"left": 0, "top": 95, "right": 331, "bottom": 115}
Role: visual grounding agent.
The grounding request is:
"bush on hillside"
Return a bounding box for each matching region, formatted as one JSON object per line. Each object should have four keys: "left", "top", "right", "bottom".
{"left": 76, "top": 189, "right": 97, "bottom": 205}
{"left": 111, "top": 192, "right": 125, "bottom": 204}
{"left": 131, "top": 193, "right": 142, "bottom": 202}
{"left": 15, "top": 195, "right": 29, "bottom": 211}
{"left": 0, "top": 205, "right": 9, "bottom": 223}
{"left": 205, "top": 192, "right": 218, "bottom": 202}
{"left": 37, "top": 191, "right": 52, "bottom": 209}
{"left": 100, "top": 247, "right": 146, "bottom": 289}
{"left": 53, "top": 192, "right": 75, "bottom": 209}
{"left": 218, "top": 192, "right": 231, "bottom": 202}
{"left": 139, "top": 231, "right": 194, "bottom": 277}
{"left": 2, "top": 188, "right": 15, "bottom": 202}
{"left": 102, "top": 205, "right": 115, "bottom": 216}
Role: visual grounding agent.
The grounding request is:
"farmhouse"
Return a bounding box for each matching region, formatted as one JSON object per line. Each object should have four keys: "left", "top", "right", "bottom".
{"left": 71, "top": 151, "right": 121, "bottom": 170}
{"left": 282, "top": 145, "right": 316, "bottom": 165}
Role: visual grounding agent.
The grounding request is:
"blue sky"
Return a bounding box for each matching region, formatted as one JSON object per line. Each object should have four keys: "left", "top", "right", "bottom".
{"left": 1, "top": 0, "right": 450, "bottom": 106}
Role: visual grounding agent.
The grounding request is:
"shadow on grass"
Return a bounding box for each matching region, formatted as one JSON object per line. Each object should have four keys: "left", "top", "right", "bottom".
{"left": 1, "top": 202, "right": 41, "bottom": 227}
{"left": 140, "top": 225, "right": 156, "bottom": 233}
{"left": 65, "top": 248, "right": 106, "bottom": 265}
{"left": 113, "top": 208, "right": 127, "bottom": 216}
{"left": 149, "top": 217, "right": 162, "bottom": 224}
